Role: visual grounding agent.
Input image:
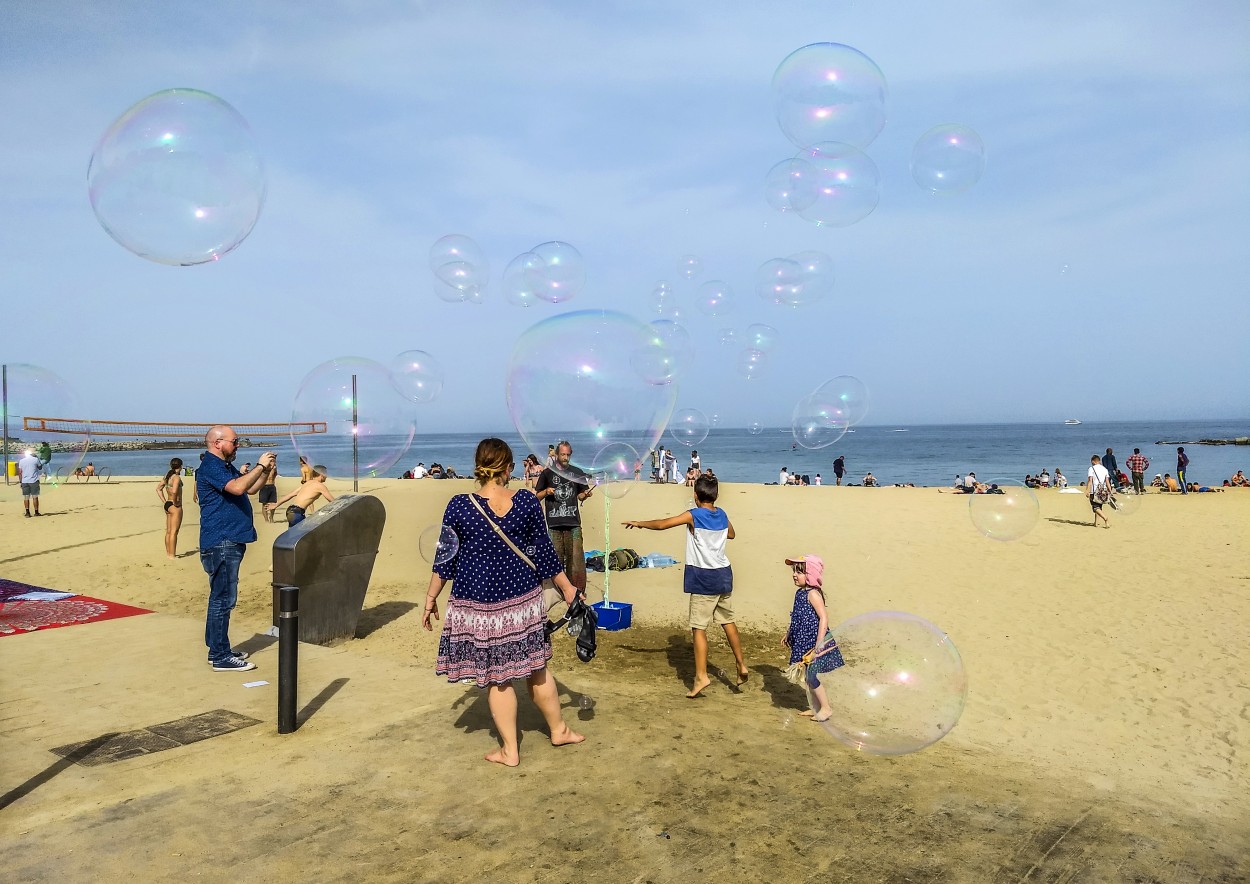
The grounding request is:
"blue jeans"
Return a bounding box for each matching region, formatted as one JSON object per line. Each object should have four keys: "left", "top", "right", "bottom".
{"left": 202, "top": 540, "right": 246, "bottom": 662}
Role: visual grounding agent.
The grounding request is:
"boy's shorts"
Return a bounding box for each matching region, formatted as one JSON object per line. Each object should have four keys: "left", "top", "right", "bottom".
{"left": 688, "top": 592, "right": 734, "bottom": 630}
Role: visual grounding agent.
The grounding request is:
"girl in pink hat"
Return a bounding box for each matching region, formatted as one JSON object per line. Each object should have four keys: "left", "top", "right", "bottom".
{"left": 782, "top": 554, "right": 843, "bottom": 722}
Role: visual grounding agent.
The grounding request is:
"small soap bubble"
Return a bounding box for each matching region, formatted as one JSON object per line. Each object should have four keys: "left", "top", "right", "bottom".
{"left": 745, "top": 324, "right": 780, "bottom": 352}
{"left": 429, "top": 234, "right": 488, "bottom": 273}
{"left": 718, "top": 328, "right": 740, "bottom": 347}
{"left": 388, "top": 350, "right": 444, "bottom": 404}
{"left": 677, "top": 255, "right": 703, "bottom": 280}
{"left": 764, "top": 157, "right": 818, "bottom": 213}
{"left": 811, "top": 375, "right": 870, "bottom": 427}
{"left": 737, "top": 348, "right": 767, "bottom": 381}
{"left": 87, "top": 88, "right": 265, "bottom": 266}
{"left": 503, "top": 251, "right": 544, "bottom": 307}
{"left": 419, "top": 523, "right": 460, "bottom": 566}
{"left": 794, "top": 142, "right": 880, "bottom": 228}
{"left": 911, "top": 124, "right": 986, "bottom": 194}
{"left": 695, "top": 280, "right": 734, "bottom": 317}
{"left": 814, "top": 611, "right": 968, "bottom": 756}
{"left": 590, "top": 442, "right": 639, "bottom": 499}
{"left": 669, "top": 408, "right": 710, "bottom": 447}
{"left": 772, "top": 43, "right": 889, "bottom": 150}
{"left": 748, "top": 421, "right": 764, "bottom": 436}
{"left": 530, "top": 240, "right": 586, "bottom": 303}
{"left": 755, "top": 257, "right": 804, "bottom": 306}
{"left": 968, "top": 479, "right": 1039, "bottom": 541}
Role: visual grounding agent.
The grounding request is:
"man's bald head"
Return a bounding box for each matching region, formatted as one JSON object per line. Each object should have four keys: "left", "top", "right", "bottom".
{"left": 206, "top": 426, "right": 240, "bottom": 462}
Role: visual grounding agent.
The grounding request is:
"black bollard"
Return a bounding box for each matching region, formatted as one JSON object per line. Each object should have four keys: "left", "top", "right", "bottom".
{"left": 277, "top": 584, "right": 299, "bottom": 734}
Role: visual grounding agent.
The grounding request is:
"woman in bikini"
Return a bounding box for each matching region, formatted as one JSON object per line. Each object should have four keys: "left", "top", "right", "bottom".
{"left": 157, "top": 457, "right": 185, "bottom": 559}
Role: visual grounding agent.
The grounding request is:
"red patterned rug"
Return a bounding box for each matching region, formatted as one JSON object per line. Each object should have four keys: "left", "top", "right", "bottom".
{"left": 0, "top": 589, "right": 152, "bottom": 637}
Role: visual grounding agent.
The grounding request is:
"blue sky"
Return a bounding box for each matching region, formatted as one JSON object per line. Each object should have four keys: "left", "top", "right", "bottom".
{"left": 2, "top": 1, "right": 1247, "bottom": 433}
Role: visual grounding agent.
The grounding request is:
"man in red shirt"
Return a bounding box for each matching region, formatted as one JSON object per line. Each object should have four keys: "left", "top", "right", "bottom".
{"left": 1125, "top": 448, "right": 1150, "bottom": 494}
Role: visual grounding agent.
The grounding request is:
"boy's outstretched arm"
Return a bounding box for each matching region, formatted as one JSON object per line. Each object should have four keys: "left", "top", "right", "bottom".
{"left": 622, "top": 511, "right": 693, "bottom": 531}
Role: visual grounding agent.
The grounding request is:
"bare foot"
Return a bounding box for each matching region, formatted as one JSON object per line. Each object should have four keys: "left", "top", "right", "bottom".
{"left": 811, "top": 711, "right": 832, "bottom": 723}
{"left": 798, "top": 710, "right": 815, "bottom": 718}
{"left": 484, "top": 747, "right": 520, "bottom": 767}
{"left": 550, "top": 724, "right": 585, "bottom": 747}
{"left": 736, "top": 668, "right": 749, "bottom": 686}
{"left": 686, "top": 675, "right": 712, "bottom": 699}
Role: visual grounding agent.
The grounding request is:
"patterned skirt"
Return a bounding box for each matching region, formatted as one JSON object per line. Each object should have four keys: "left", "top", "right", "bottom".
{"left": 436, "top": 584, "right": 552, "bottom": 686}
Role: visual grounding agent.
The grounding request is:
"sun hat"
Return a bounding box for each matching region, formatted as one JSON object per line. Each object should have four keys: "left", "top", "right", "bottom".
{"left": 784, "top": 554, "right": 824, "bottom": 589}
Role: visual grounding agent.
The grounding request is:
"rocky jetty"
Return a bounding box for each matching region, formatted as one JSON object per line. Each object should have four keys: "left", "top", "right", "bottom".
{"left": 1154, "top": 438, "right": 1249, "bottom": 446}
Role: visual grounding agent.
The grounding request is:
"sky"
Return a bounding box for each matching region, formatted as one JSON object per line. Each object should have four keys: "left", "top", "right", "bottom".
{"left": 2, "top": 1, "right": 1248, "bottom": 434}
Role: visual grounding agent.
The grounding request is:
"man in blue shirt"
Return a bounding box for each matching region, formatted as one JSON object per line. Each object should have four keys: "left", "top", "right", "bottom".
{"left": 197, "top": 426, "right": 275, "bottom": 672}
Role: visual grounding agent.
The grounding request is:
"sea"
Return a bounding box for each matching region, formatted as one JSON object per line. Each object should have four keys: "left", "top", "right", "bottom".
{"left": 19, "top": 419, "right": 1248, "bottom": 488}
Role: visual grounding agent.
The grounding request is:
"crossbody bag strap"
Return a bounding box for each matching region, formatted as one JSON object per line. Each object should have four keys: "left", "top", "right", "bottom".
{"left": 467, "top": 493, "right": 537, "bottom": 571}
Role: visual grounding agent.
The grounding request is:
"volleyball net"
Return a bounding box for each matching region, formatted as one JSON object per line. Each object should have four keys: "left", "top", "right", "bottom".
{"left": 18, "top": 418, "right": 327, "bottom": 438}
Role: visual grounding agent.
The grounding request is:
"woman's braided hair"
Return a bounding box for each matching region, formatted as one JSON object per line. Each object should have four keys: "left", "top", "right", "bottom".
{"left": 473, "top": 437, "right": 514, "bottom": 486}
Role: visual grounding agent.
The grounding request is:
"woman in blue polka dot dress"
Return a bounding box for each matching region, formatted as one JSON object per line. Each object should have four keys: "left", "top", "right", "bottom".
{"left": 422, "top": 438, "right": 585, "bottom": 766}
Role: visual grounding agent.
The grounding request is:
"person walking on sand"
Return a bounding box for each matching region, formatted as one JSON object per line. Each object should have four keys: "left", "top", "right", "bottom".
{"left": 273, "top": 465, "right": 334, "bottom": 526}
{"left": 422, "top": 438, "right": 585, "bottom": 767}
{"left": 832, "top": 455, "right": 846, "bottom": 486}
{"left": 1125, "top": 448, "right": 1150, "bottom": 495}
{"left": 157, "top": 457, "right": 186, "bottom": 558}
{"left": 1176, "top": 447, "right": 1190, "bottom": 495}
{"left": 781, "top": 554, "right": 844, "bottom": 722}
{"left": 197, "top": 426, "right": 275, "bottom": 672}
{"left": 1087, "top": 454, "right": 1112, "bottom": 529}
{"left": 533, "top": 440, "right": 592, "bottom": 595}
{"left": 623, "top": 473, "right": 748, "bottom": 698}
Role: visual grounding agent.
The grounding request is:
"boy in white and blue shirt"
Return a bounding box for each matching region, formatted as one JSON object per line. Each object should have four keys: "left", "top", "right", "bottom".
{"left": 623, "top": 474, "right": 748, "bottom": 698}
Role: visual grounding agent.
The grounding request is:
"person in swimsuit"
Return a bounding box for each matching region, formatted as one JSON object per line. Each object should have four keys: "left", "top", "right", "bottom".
{"left": 258, "top": 459, "right": 279, "bottom": 522}
{"left": 299, "top": 456, "right": 315, "bottom": 484}
{"left": 274, "top": 465, "right": 335, "bottom": 526}
{"left": 157, "top": 457, "right": 185, "bottom": 559}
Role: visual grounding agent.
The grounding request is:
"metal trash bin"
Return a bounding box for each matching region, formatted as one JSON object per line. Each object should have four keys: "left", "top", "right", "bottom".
{"left": 272, "top": 494, "right": 386, "bottom": 645}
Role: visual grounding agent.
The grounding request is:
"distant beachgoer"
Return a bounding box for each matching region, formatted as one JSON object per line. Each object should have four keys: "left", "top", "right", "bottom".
{"left": 1087, "top": 455, "right": 1112, "bottom": 528}
{"left": 413, "top": 462, "right": 430, "bottom": 479}
{"left": 1162, "top": 474, "right": 1182, "bottom": 493}
{"left": 779, "top": 466, "right": 789, "bottom": 485}
{"left": 862, "top": 472, "right": 878, "bottom": 487}
{"left": 685, "top": 466, "right": 699, "bottom": 487}
{"left": 623, "top": 474, "right": 747, "bottom": 698}
{"left": 299, "top": 456, "right": 315, "bottom": 484}
{"left": 259, "top": 458, "right": 279, "bottom": 522}
{"left": 1103, "top": 449, "right": 1119, "bottom": 486}
{"left": 832, "top": 456, "right": 845, "bottom": 486}
{"left": 814, "top": 474, "right": 822, "bottom": 486}
{"left": 961, "top": 472, "right": 977, "bottom": 494}
{"left": 667, "top": 448, "right": 680, "bottom": 484}
{"left": 650, "top": 448, "right": 662, "bottom": 483}
{"left": 157, "top": 457, "right": 185, "bottom": 558}
{"left": 1176, "top": 447, "right": 1190, "bottom": 495}
{"left": 17, "top": 449, "right": 44, "bottom": 517}
{"left": 1186, "top": 483, "right": 1223, "bottom": 493}
{"left": 691, "top": 450, "right": 701, "bottom": 473}
{"left": 781, "top": 554, "right": 842, "bottom": 723}
{"left": 1054, "top": 468, "right": 1067, "bottom": 489}
{"left": 1125, "top": 449, "right": 1150, "bottom": 494}
{"left": 274, "top": 465, "right": 334, "bottom": 526}
{"left": 1231, "top": 470, "right": 1249, "bottom": 487}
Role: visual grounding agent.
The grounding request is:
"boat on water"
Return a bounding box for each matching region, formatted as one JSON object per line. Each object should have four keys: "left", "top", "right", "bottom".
{"left": 1064, "top": 419, "right": 1082, "bottom": 425}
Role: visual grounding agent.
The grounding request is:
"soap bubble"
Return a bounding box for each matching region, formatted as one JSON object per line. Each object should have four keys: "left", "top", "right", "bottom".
{"left": 814, "top": 611, "right": 968, "bottom": 756}
{"left": 590, "top": 442, "right": 639, "bottom": 499}
{"left": 633, "top": 320, "right": 692, "bottom": 385}
{"left": 772, "top": 43, "right": 889, "bottom": 150}
{"left": 677, "top": 255, "right": 703, "bottom": 280}
{"left": 1109, "top": 487, "right": 1144, "bottom": 517}
{"left": 790, "top": 250, "right": 835, "bottom": 305}
{"left": 795, "top": 142, "right": 880, "bottom": 228}
{"left": 432, "top": 260, "right": 484, "bottom": 303}
{"left": 290, "top": 357, "right": 418, "bottom": 480}
{"left": 0, "top": 364, "right": 90, "bottom": 501}
{"left": 968, "top": 479, "right": 1039, "bottom": 541}
{"left": 748, "top": 421, "right": 764, "bottom": 436}
{"left": 652, "top": 282, "right": 683, "bottom": 320}
{"left": 764, "top": 157, "right": 818, "bottom": 212}
{"left": 737, "top": 349, "right": 767, "bottom": 381}
{"left": 502, "top": 251, "right": 544, "bottom": 307}
{"left": 755, "top": 257, "right": 804, "bottom": 306}
{"left": 387, "top": 350, "right": 443, "bottom": 404}
{"left": 719, "top": 328, "right": 740, "bottom": 347}
{"left": 745, "top": 323, "right": 780, "bottom": 352}
{"left": 669, "top": 408, "right": 710, "bottom": 447}
{"left": 791, "top": 393, "right": 850, "bottom": 450}
{"left": 710, "top": 413, "right": 721, "bottom": 428}
{"left": 507, "top": 310, "right": 678, "bottom": 484}
{"left": 530, "top": 241, "right": 586, "bottom": 303}
{"left": 87, "top": 88, "right": 265, "bottom": 266}
{"left": 911, "top": 124, "right": 986, "bottom": 194}
{"left": 696, "top": 280, "right": 734, "bottom": 317}
{"left": 812, "top": 375, "right": 870, "bottom": 427}
{"left": 429, "top": 234, "right": 487, "bottom": 273}
{"left": 419, "top": 523, "right": 459, "bottom": 566}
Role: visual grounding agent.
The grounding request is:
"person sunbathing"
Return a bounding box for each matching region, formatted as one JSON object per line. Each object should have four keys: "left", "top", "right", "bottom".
{"left": 1162, "top": 474, "right": 1180, "bottom": 492}
{"left": 1230, "top": 470, "right": 1249, "bottom": 487}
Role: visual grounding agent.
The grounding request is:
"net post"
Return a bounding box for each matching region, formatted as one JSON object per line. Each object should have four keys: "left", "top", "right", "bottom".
{"left": 351, "top": 373, "right": 359, "bottom": 493}
{"left": 2, "top": 364, "right": 9, "bottom": 486}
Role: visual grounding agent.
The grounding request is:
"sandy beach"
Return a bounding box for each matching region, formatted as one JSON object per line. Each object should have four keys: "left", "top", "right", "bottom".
{"left": 2, "top": 474, "right": 1247, "bottom": 882}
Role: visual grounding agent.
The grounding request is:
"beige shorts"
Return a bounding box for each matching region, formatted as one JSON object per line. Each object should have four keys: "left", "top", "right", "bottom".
{"left": 688, "top": 592, "right": 735, "bottom": 630}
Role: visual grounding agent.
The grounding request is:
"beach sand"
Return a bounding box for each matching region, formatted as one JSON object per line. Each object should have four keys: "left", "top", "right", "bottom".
{"left": 1, "top": 475, "right": 1247, "bottom": 881}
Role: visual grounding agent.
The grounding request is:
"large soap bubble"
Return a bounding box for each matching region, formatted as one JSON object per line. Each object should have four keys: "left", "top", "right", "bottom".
{"left": 756, "top": 258, "right": 804, "bottom": 306}
{"left": 502, "top": 251, "right": 543, "bottom": 307}
{"left": 507, "top": 310, "right": 678, "bottom": 484}
{"left": 388, "top": 350, "right": 444, "bottom": 404}
{"left": 695, "top": 280, "right": 734, "bottom": 317}
{"left": 764, "top": 157, "right": 818, "bottom": 213}
{"left": 812, "top": 375, "right": 870, "bottom": 427}
{"left": 669, "top": 408, "right": 710, "bottom": 447}
{"left": 795, "top": 143, "right": 880, "bottom": 228}
{"left": 791, "top": 393, "right": 850, "bottom": 450}
{"left": 87, "top": 88, "right": 265, "bottom": 266}
{"left": 968, "top": 479, "right": 1039, "bottom": 541}
{"left": 911, "top": 124, "right": 986, "bottom": 194}
{"left": 813, "top": 611, "right": 968, "bottom": 756}
{"left": 419, "top": 524, "right": 459, "bottom": 566}
{"left": 290, "top": 357, "right": 418, "bottom": 480}
{"left": 0, "top": 364, "right": 90, "bottom": 501}
{"left": 528, "top": 241, "right": 586, "bottom": 304}
{"left": 590, "top": 442, "right": 639, "bottom": 500}
{"left": 1109, "top": 486, "right": 1144, "bottom": 517}
{"left": 772, "top": 43, "right": 889, "bottom": 150}
{"left": 718, "top": 328, "right": 740, "bottom": 347}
